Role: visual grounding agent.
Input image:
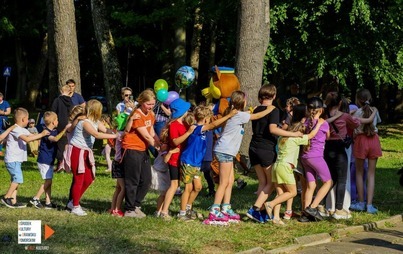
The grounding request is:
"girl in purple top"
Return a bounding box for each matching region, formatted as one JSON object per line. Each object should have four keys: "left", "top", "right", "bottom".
{"left": 300, "top": 97, "right": 333, "bottom": 221}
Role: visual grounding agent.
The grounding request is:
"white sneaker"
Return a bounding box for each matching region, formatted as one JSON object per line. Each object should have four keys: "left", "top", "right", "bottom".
{"left": 332, "top": 209, "right": 352, "bottom": 220}
{"left": 71, "top": 206, "right": 87, "bottom": 216}
{"left": 66, "top": 200, "right": 74, "bottom": 211}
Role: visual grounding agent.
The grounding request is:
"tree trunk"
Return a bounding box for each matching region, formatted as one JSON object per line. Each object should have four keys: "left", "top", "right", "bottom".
{"left": 236, "top": 0, "right": 270, "bottom": 155}
{"left": 48, "top": 0, "right": 81, "bottom": 95}
{"left": 91, "top": 0, "right": 122, "bottom": 114}
{"left": 15, "top": 37, "right": 27, "bottom": 101}
{"left": 174, "top": 27, "right": 186, "bottom": 97}
{"left": 26, "top": 34, "right": 49, "bottom": 109}
{"left": 190, "top": 5, "right": 203, "bottom": 103}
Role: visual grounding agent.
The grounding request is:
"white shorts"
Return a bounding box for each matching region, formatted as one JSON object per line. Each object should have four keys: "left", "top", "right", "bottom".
{"left": 37, "top": 163, "right": 54, "bottom": 180}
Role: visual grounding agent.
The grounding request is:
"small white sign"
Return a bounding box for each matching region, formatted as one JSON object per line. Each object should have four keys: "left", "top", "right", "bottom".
{"left": 18, "top": 220, "right": 41, "bottom": 244}
{"left": 3, "top": 67, "right": 11, "bottom": 77}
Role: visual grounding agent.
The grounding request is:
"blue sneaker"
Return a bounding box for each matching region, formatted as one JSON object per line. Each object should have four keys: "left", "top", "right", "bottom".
{"left": 366, "top": 204, "right": 378, "bottom": 214}
{"left": 350, "top": 201, "right": 365, "bottom": 211}
{"left": 260, "top": 209, "right": 272, "bottom": 222}
{"left": 246, "top": 207, "right": 264, "bottom": 223}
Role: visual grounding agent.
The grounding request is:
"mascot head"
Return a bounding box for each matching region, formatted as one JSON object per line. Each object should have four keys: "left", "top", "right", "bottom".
{"left": 201, "top": 66, "right": 240, "bottom": 117}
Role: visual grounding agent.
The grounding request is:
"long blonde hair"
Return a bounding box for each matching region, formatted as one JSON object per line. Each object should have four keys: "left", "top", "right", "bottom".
{"left": 86, "top": 99, "right": 103, "bottom": 122}
{"left": 136, "top": 88, "right": 156, "bottom": 108}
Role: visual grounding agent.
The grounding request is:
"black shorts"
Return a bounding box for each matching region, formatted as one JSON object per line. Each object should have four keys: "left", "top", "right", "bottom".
{"left": 168, "top": 164, "right": 180, "bottom": 181}
{"left": 249, "top": 147, "right": 276, "bottom": 168}
{"left": 111, "top": 160, "right": 124, "bottom": 179}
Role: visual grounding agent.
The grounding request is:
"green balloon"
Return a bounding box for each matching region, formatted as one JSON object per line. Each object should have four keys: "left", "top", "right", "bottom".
{"left": 154, "top": 79, "right": 168, "bottom": 92}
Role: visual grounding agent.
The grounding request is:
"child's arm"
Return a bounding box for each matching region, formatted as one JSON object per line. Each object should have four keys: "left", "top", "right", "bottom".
{"left": 307, "top": 118, "right": 325, "bottom": 139}
{"left": 124, "top": 113, "right": 141, "bottom": 132}
{"left": 270, "top": 124, "right": 303, "bottom": 137}
{"left": 354, "top": 107, "right": 378, "bottom": 124}
{"left": 171, "top": 125, "right": 196, "bottom": 146}
{"left": 202, "top": 109, "right": 238, "bottom": 132}
{"left": 163, "top": 147, "right": 180, "bottom": 163}
{"left": 326, "top": 111, "right": 343, "bottom": 123}
{"left": 160, "top": 104, "right": 171, "bottom": 116}
{"left": 48, "top": 128, "right": 67, "bottom": 142}
{"left": 249, "top": 105, "right": 276, "bottom": 120}
{"left": 19, "top": 129, "right": 50, "bottom": 143}
{"left": 0, "top": 124, "right": 16, "bottom": 141}
{"left": 82, "top": 121, "right": 119, "bottom": 140}
{"left": 67, "top": 115, "right": 86, "bottom": 133}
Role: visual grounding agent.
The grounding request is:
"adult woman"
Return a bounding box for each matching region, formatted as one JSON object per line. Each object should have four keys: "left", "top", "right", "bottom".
{"left": 0, "top": 92, "right": 11, "bottom": 156}
{"left": 122, "top": 89, "right": 160, "bottom": 218}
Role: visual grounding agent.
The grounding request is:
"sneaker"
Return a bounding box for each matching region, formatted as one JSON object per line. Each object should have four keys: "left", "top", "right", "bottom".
{"left": 260, "top": 209, "right": 272, "bottom": 222}
{"left": 246, "top": 208, "right": 265, "bottom": 223}
{"left": 202, "top": 219, "right": 229, "bottom": 226}
{"left": 175, "top": 187, "right": 182, "bottom": 196}
{"left": 332, "top": 209, "right": 352, "bottom": 220}
{"left": 65, "top": 200, "right": 74, "bottom": 211}
{"left": 208, "top": 211, "right": 229, "bottom": 222}
{"left": 29, "top": 198, "right": 43, "bottom": 209}
{"left": 71, "top": 206, "right": 87, "bottom": 216}
{"left": 317, "top": 205, "right": 330, "bottom": 218}
{"left": 350, "top": 201, "right": 366, "bottom": 211}
{"left": 44, "top": 202, "right": 58, "bottom": 209}
{"left": 13, "top": 202, "right": 27, "bottom": 208}
{"left": 187, "top": 210, "right": 199, "bottom": 220}
{"left": 160, "top": 212, "right": 173, "bottom": 221}
{"left": 304, "top": 206, "right": 324, "bottom": 221}
{"left": 111, "top": 209, "right": 124, "bottom": 217}
{"left": 222, "top": 204, "right": 240, "bottom": 222}
{"left": 283, "top": 210, "right": 293, "bottom": 220}
{"left": 1, "top": 197, "right": 14, "bottom": 208}
{"left": 178, "top": 213, "right": 194, "bottom": 222}
{"left": 134, "top": 207, "right": 146, "bottom": 218}
{"left": 366, "top": 204, "right": 378, "bottom": 214}
{"left": 124, "top": 210, "right": 138, "bottom": 218}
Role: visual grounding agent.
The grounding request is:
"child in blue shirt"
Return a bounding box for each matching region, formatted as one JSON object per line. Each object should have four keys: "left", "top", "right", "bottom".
{"left": 30, "top": 111, "right": 67, "bottom": 209}
{"left": 178, "top": 105, "right": 237, "bottom": 221}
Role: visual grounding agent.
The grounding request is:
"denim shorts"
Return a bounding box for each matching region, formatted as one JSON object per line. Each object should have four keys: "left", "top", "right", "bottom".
{"left": 6, "top": 162, "right": 23, "bottom": 184}
{"left": 214, "top": 152, "right": 234, "bottom": 163}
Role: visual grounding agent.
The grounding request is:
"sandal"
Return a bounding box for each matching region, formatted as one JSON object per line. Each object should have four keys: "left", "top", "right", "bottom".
{"left": 272, "top": 218, "right": 286, "bottom": 226}
{"left": 264, "top": 202, "right": 273, "bottom": 220}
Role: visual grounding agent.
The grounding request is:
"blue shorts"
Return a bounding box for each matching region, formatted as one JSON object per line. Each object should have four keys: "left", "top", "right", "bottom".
{"left": 6, "top": 162, "right": 23, "bottom": 184}
{"left": 214, "top": 152, "right": 234, "bottom": 163}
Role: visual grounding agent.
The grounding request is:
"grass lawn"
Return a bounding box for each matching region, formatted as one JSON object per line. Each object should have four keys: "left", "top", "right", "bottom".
{"left": 0, "top": 123, "right": 402, "bottom": 253}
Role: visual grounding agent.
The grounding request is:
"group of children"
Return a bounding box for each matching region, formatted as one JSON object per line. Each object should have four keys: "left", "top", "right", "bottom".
{"left": 0, "top": 84, "right": 381, "bottom": 225}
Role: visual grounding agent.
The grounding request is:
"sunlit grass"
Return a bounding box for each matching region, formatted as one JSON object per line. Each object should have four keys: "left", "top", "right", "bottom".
{"left": 0, "top": 124, "right": 401, "bottom": 253}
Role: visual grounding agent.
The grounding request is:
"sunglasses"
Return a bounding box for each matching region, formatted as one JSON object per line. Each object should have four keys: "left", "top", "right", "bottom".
{"left": 124, "top": 94, "right": 132, "bottom": 97}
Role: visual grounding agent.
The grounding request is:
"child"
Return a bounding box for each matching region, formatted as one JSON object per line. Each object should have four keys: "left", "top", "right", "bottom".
{"left": 264, "top": 104, "right": 325, "bottom": 225}
{"left": 205, "top": 90, "right": 276, "bottom": 225}
{"left": 281, "top": 97, "right": 300, "bottom": 130}
{"left": 350, "top": 88, "right": 382, "bottom": 214}
{"left": 299, "top": 98, "right": 332, "bottom": 222}
{"left": 151, "top": 128, "right": 179, "bottom": 219}
{"left": 29, "top": 111, "right": 67, "bottom": 209}
{"left": 27, "top": 118, "right": 40, "bottom": 156}
{"left": 201, "top": 103, "right": 217, "bottom": 197}
{"left": 1, "top": 108, "right": 49, "bottom": 208}
{"left": 101, "top": 114, "right": 113, "bottom": 172}
{"left": 159, "top": 98, "right": 192, "bottom": 219}
{"left": 247, "top": 84, "right": 303, "bottom": 223}
{"left": 178, "top": 105, "right": 237, "bottom": 221}
{"left": 65, "top": 100, "right": 119, "bottom": 216}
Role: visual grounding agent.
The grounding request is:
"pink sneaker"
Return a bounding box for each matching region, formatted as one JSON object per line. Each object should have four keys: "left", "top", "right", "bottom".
{"left": 208, "top": 211, "right": 229, "bottom": 222}
{"left": 222, "top": 206, "right": 240, "bottom": 222}
{"left": 112, "top": 209, "right": 124, "bottom": 217}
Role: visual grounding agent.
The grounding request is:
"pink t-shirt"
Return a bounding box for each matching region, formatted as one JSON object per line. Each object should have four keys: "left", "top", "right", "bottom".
{"left": 328, "top": 113, "right": 360, "bottom": 140}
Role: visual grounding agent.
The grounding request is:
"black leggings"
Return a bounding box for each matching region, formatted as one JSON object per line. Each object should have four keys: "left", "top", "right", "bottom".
{"left": 123, "top": 149, "right": 151, "bottom": 210}
{"left": 324, "top": 140, "right": 348, "bottom": 210}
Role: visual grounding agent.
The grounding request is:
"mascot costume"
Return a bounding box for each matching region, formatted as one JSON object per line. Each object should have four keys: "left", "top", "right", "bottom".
{"left": 202, "top": 66, "right": 250, "bottom": 184}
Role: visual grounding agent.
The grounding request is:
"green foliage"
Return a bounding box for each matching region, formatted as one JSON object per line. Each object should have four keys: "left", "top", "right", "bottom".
{"left": 266, "top": 0, "right": 403, "bottom": 89}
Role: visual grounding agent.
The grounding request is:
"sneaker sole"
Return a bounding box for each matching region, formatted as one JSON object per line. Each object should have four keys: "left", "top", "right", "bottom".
{"left": 29, "top": 201, "right": 42, "bottom": 209}
{"left": 246, "top": 213, "right": 264, "bottom": 223}
{"left": 2, "top": 199, "right": 16, "bottom": 209}
{"left": 202, "top": 219, "right": 229, "bottom": 226}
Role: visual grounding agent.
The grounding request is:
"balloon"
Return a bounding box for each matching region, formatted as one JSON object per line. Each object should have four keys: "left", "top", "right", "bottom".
{"left": 165, "top": 91, "right": 179, "bottom": 105}
{"left": 156, "top": 89, "right": 168, "bottom": 102}
{"left": 154, "top": 79, "right": 168, "bottom": 92}
{"left": 175, "top": 66, "right": 195, "bottom": 89}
